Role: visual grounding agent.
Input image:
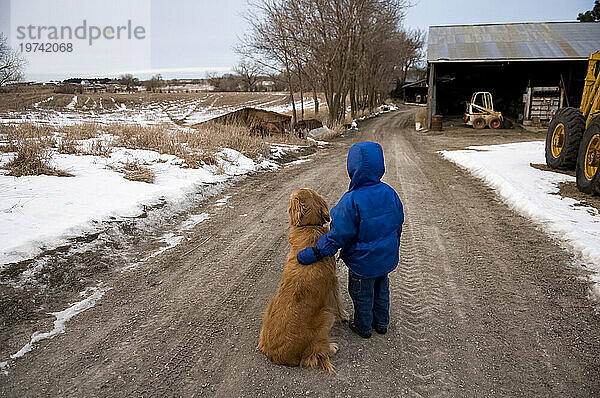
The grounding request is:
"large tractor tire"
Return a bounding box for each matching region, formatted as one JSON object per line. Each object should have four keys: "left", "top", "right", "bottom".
{"left": 576, "top": 116, "right": 600, "bottom": 195}
{"left": 545, "top": 107, "right": 585, "bottom": 170}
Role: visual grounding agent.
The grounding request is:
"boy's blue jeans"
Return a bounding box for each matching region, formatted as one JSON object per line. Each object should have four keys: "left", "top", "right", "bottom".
{"left": 348, "top": 271, "right": 390, "bottom": 334}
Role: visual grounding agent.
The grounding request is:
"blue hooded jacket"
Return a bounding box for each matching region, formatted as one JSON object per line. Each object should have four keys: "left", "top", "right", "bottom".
{"left": 316, "top": 141, "right": 404, "bottom": 278}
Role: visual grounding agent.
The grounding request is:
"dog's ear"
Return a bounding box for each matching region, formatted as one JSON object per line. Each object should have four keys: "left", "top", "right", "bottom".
{"left": 288, "top": 196, "right": 304, "bottom": 226}
{"left": 313, "top": 192, "right": 330, "bottom": 224}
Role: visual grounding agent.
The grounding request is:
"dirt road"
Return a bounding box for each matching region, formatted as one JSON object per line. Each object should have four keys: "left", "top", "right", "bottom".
{"left": 2, "top": 107, "right": 600, "bottom": 397}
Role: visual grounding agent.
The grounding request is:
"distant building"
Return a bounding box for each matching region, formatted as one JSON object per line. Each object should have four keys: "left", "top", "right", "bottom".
{"left": 426, "top": 21, "right": 600, "bottom": 127}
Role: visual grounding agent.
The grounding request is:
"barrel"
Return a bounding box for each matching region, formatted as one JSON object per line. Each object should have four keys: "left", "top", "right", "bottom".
{"left": 431, "top": 115, "right": 443, "bottom": 131}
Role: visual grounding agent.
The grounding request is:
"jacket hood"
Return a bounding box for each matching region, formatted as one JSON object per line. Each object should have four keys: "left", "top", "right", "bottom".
{"left": 347, "top": 141, "right": 385, "bottom": 190}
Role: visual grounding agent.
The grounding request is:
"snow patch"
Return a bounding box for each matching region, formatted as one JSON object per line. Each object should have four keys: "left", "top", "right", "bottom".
{"left": 10, "top": 287, "right": 108, "bottom": 360}
{"left": 147, "top": 232, "right": 184, "bottom": 259}
{"left": 1, "top": 147, "right": 248, "bottom": 265}
{"left": 178, "top": 213, "right": 210, "bottom": 231}
{"left": 440, "top": 141, "right": 600, "bottom": 293}
{"left": 33, "top": 96, "right": 54, "bottom": 108}
{"left": 285, "top": 158, "right": 313, "bottom": 167}
{"left": 0, "top": 361, "right": 8, "bottom": 376}
{"left": 306, "top": 137, "right": 327, "bottom": 146}
{"left": 217, "top": 149, "right": 256, "bottom": 175}
{"left": 215, "top": 195, "right": 232, "bottom": 206}
{"left": 65, "top": 95, "right": 78, "bottom": 110}
{"left": 1, "top": 133, "right": 308, "bottom": 266}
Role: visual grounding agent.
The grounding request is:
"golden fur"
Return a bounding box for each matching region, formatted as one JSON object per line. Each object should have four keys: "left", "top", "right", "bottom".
{"left": 258, "top": 188, "right": 348, "bottom": 372}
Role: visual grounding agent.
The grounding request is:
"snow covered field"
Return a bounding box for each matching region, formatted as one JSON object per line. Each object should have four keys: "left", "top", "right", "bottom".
{"left": 0, "top": 92, "right": 321, "bottom": 127}
{"left": 441, "top": 141, "right": 600, "bottom": 296}
{"left": 0, "top": 91, "right": 331, "bottom": 266}
{"left": 0, "top": 141, "right": 308, "bottom": 266}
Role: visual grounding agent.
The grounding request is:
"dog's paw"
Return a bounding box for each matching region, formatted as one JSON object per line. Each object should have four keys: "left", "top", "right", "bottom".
{"left": 320, "top": 356, "right": 335, "bottom": 373}
{"left": 337, "top": 309, "right": 350, "bottom": 323}
{"left": 329, "top": 342, "right": 339, "bottom": 354}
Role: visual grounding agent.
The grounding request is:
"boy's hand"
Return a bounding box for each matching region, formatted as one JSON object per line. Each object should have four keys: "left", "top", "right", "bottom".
{"left": 297, "top": 247, "right": 322, "bottom": 265}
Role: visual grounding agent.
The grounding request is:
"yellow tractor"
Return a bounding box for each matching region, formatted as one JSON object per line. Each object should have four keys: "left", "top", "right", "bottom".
{"left": 546, "top": 51, "right": 600, "bottom": 195}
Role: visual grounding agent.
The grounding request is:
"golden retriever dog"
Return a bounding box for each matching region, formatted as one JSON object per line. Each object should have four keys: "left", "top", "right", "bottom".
{"left": 258, "top": 188, "right": 348, "bottom": 372}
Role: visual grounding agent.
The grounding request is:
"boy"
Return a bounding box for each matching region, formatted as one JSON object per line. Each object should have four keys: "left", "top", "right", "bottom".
{"left": 297, "top": 141, "right": 404, "bottom": 338}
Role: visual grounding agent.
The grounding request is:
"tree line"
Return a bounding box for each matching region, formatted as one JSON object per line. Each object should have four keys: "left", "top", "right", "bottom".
{"left": 237, "top": 0, "right": 424, "bottom": 125}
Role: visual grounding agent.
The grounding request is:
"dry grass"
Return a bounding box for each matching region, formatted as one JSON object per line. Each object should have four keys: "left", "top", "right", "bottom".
{"left": 85, "top": 139, "right": 113, "bottom": 157}
{"left": 59, "top": 123, "right": 101, "bottom": 140}
{"left": 55, "top": 124, "right": 104, "bottom": 155}
{"left": 1, "top": 123, "right": 57, "bottom": 153}
{"left": 186, "top": 122, "right": 271, "bottom": 160}
{"left": 3, "top": 138, "right": 71, "bottom": 177}
{"left": 107, "top": 124, "right": 179, "bottom": 155}
{"left": 106, "top": 122, "right": 271, "bottom": 167}
{"left": 57, "top": 138, "right": 78, "bottom": 154}
{"left": 0, "top": 86, "right": 55, "bottom": 110}
{"left": 121, "top": 161, "right": 155, "bottom": 183}
{"left": 0, "top": 123, "right": 70, "bottom": 177}
{"left": 1, "top": 123, "right": 55, "bottom": 139}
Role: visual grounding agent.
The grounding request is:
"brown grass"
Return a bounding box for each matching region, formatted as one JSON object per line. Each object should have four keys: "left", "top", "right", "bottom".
{"left": 85, "top": 139, "right": 112, "bottom": 157}
{"left": 59, "top": 123, "right": 101, "bottom": 140}
{"left": 1, "top": 123, "right": 55, "bottom": 140}
{"left": 186, "top": 122, "right": 271, "bottom": 160}
{"left": 107, "top": 124, "right": 179, "bottom": 154}
{"left": 54, "top": 124, "right": 104, "bottom": 155}
{"left": 57, "top": 138, "right": 78, "bottom": 154}
{"left": 0, "top": 88, "right": 299, "bottom": 113}
{"left": 1, "top": 123, "right": 57, "bottom": 153}
{"left": 121, "top": 161, "right": 155, "bottom": 183}
{"left": 106, "top": 122, "right": 270, "bottom": 166}
{"left": 3, "top": 138, "right": 71, "bottom": 177}
{"left": 0, "top": 86, "right": 55, "bottom": 110}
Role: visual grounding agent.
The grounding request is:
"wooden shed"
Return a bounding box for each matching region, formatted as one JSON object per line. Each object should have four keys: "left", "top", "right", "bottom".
{"left": 202, "top": 107, "right": 292, "bottom": 136}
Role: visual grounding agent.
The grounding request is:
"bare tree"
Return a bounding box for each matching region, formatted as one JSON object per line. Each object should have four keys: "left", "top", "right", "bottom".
{"left": 144, "top": 73, "right": 164, "bottom": 92}
{"left": 205, "top": 72, "right": 241, "bottom": 92}
{"left": 119, "top": 74, "right": 138, "bottom": 93}
{"left": 237, "top": 0, "right": 300, "bottom": 124}
{"left": 0, "top": 33, "right": 26, "bottom": 86}
{"left": 396, "top": 29, "right": 426, "bottom": 84}
{"left": 240, "top": 0, "right": 414, "bottom": 125}
{"left": 234, "top": 59, "right": 262, "bottom": 91}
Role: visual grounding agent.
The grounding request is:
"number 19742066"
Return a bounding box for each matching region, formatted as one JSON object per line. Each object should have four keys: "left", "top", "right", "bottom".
{"left": 19, "top": 42, "right": 73, "bottom": 52}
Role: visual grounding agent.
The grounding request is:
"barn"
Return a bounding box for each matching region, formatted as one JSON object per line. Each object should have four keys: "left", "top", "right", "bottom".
{"left": 197, "top": 107, "right": 292, "bottom": 136}
{"left": 426, "top": 22, "right": 600, "bottom": 128}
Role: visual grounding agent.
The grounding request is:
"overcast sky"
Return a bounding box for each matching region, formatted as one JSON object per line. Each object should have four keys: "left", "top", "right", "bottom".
{"left": 0, "top": 0, "right": 593, "bottom": 81}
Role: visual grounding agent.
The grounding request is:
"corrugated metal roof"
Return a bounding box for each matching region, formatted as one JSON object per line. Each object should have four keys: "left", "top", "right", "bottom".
{"left": 427, "top": 22, "right": 600, "bottom": 63}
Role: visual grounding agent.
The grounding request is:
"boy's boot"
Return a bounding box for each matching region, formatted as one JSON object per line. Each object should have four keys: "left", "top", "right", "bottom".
{"left": 373, "top": 324, "right": 387, "bottom": 335}
{"left": 349, "top": 321, "right": 371, "bottom": 338}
